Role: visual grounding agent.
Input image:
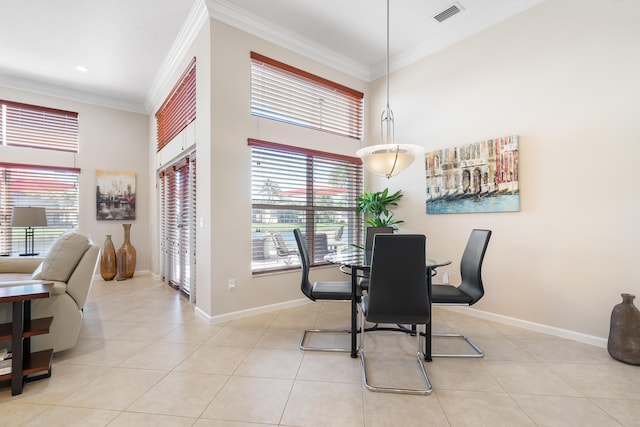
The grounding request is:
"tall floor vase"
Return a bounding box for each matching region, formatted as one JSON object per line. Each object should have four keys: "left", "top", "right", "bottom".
{"left": 100, "top": 235, "right": 117, "bottom": 281}
{"left": 117, "top": 223, "right": 137, "bottom": 280}
{"left": 608, "top": 293, "right": 640, "bottom": 365}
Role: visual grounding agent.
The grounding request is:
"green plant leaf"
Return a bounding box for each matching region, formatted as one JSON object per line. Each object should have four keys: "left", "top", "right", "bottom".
{"left": 356, "top": 187, "right": 404, "bottom": 230}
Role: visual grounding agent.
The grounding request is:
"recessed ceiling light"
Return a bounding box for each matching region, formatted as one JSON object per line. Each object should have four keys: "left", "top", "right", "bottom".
{"left": 74, "top": 65, "right": 89, "bottom": 72}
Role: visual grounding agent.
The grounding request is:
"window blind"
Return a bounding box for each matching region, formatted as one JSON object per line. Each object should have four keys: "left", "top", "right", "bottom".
{"left": 249, "top": 139, "right": 362, "bottom": 274}
{"left": 250, "top": 52, "right": 364, "bottom": 140}
{"left": 159, "top": 153, "right": 196, "bottom": 299}
{"left": 156, "top": 58, "right": 196, "bottom": 152}
{"left": 0, "top": 100, "right": 79, "bottom": 153}
{"left": 0, "top": 163, "right": 79, "bottom": 256}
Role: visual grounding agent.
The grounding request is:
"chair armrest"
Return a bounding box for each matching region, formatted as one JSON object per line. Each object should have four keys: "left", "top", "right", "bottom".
{"left": 0, "top": 257, "right": 43, "bottom": 274}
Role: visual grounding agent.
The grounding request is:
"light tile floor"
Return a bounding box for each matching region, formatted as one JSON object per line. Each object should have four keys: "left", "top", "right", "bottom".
{"left": 2, "top": 275, "right": 640, "bottom": 426}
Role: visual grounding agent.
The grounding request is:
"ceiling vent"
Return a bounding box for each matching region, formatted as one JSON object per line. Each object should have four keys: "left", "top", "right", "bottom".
{"left": 433, "top": 3, "right": 464, "bottom": 23}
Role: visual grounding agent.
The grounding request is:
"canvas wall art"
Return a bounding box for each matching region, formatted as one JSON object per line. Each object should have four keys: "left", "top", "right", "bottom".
{"left": 96, "top": 170, "right": 136, "bottom": 220}
{"left": 425, "top": 135, "right": 520, "bottom": 214}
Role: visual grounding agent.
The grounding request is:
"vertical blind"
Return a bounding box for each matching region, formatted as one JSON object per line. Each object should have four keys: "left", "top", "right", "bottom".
{"left": 159, "top": 153, "right": 196, "bottom": 299}
{"left": 0, "top": 100, "right": 79, "bottom": 153}
{"left": 250, "top": 139, "right": 362, "bottom": 273}
{"left": 155, "top": 58, "right": 197, "bottom": 152}
{"left": 0, "top": 163, "right": 79, "bottom": 256}
{"left": 250, "top": 52, "right": 364, "bottom": 140}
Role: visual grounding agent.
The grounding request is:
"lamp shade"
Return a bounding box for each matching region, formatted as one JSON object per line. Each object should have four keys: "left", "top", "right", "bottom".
{"left": 11, "top": 207, "right": 48, "bottom": 227}
{"left": 356, "top": 144, "right": 424, "bottom": 178}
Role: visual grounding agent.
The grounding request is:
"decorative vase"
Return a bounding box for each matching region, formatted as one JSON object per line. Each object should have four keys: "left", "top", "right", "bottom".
{"left": 607, "top": 293, "right": 640, "bottom": 365}
{"left": 116, "top": 223, "right": 137, "bottom": 280}
{"left": 100, "top": 235, "right": 117, "bottom": 281}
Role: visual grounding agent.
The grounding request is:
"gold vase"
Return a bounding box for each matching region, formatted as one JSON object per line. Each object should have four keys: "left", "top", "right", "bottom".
{"left": 117, "top": 224, "right": 137, "bottom": 280}
{"left": 100, "top": 235, "right": 117, "bottom": 281}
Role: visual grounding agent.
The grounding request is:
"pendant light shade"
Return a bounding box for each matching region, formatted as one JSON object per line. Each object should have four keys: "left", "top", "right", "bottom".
{"left": 356, "top": 144, "right": 423, "bottom": 179}
{"left": 358, "top": 0, "right": 424, "bottom": 179}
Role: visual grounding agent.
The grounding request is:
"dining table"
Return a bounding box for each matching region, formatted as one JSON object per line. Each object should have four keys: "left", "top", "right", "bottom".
{"left": 325, "top": 250, "right": 451, "bottom": 360}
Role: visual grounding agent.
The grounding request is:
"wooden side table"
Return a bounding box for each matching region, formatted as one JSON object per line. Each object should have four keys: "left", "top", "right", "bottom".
{"left": 0, "top": 282, "right": 53, "bottom": 395}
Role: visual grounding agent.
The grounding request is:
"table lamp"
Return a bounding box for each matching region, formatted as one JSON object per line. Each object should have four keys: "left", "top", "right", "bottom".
{"left": 11, "top": 207, "right": 47, "bottom": 256}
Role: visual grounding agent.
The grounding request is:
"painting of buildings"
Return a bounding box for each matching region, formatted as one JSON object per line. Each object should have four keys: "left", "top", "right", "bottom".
{"left": 425, "top": 135, "right": 519, "bottom": 214}
{"left": 96, "top": 170, "right": 136, "bottom": 220}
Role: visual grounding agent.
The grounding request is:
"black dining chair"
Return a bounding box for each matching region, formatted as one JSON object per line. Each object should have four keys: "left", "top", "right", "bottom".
{"left": 358, "top": 226, "right": 394, "bottom": 291}
{"left": 293, "top": 228, "right": 359, "bottom": 352}
{"left": 359, "top": 234, "right": 432, "bottom": 395}
{"left": 429, "top": 228, "right": 492, "bottom": 358}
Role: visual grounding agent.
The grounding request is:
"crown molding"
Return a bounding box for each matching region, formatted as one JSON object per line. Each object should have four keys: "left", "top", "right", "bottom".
{"left": 370, "top": 0, "right": 546, "bottom": 80}
{"left": 0, "top": 74, "right": 146, "bottom": 114}
{"left": 144, "top": 0, "right": 210, "bottom": 113}
{"left": 205, "top": 0, "right": 370, "bottom": 82}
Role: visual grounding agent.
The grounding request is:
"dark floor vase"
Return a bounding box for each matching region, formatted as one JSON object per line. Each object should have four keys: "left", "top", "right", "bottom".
{"left": 608, "top": 293, "right": 640, "bottom": 365}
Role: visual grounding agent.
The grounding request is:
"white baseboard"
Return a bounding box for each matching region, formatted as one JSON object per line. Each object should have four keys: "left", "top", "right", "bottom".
{"left": 441, "top": 306, "right": 608, "bottom": 348}
{"left": 195, "top": 298, "right": 312, "bottom": 325}
{"left": 183, "top": 294, "right": 607, "bottom": 349}
{"left": 94, "top": 269, "right": 151, "bottom": 282}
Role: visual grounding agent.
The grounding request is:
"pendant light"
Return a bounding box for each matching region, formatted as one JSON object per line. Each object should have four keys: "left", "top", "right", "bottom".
{"left": 357, "top": 0, "right": 424, "bottom": 179}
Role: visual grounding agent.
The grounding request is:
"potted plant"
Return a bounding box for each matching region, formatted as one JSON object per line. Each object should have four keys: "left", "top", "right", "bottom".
{"left": 356, "top": 188, "right": 403, "bottom": 229}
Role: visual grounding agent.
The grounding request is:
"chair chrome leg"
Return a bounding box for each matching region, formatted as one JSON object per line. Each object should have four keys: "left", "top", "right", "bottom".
{"left": 360, "top": 315, "right": 432, "bottom": 395}
{"left": 431, "top": 332, "right": 484, "bottom": 358}
{"left": 299, "top": 328, "right": 353, "bottom": 352}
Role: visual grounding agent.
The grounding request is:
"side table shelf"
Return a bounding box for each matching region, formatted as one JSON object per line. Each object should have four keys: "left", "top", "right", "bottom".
{"left": 0, "top": 317, "right": 54, "bottom": 382}
{"left": 0, "top": 282, "right": 54, "bottom": 395}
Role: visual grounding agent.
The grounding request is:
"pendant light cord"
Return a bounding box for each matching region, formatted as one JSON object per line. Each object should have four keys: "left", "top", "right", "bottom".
{"left": 384, "top": 0, "right": 398, "bottom": 179}
{"left": 381, "top": 0, "right": 395, "bottom": 146}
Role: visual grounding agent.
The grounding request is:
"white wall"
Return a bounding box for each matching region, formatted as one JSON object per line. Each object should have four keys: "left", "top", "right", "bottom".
{"left": 203, "top": 20, "right": 368, "bottom": 318}
{"left": 150, "top": 19, "right": 212, "bottom": 314}
{"left": 0, "top": 87, "right": 151, "bottom": 272}
{"left": 364, "top": 0, "right": 640, "bottom": 340}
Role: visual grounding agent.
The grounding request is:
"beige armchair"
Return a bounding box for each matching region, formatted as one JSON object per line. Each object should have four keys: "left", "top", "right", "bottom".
{"left": 0, "top": 230, "right": 100, "bottom": 353}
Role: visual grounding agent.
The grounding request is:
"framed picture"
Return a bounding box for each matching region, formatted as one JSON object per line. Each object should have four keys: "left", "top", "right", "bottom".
{"left": 96, "top": 170, "right": 136, "bottom": 220}
{"left": 425, "top": 135, "right": 520, "bottom": 214}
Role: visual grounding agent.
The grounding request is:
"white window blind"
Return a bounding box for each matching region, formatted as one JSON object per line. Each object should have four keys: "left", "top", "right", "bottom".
{"left": 250, "top": 139, "right": 362, "bottom": 274}
{"left": 0, "top": 163, "right": 79, "bottom": 256}
{"left": 159, "top": 153, "right": 196, "bottom": 299}
{"left": 0, "top": 100, "right": 79, "bottom": 153}
{"left": 250, "top": 52, "right": 364, "bottom": 140}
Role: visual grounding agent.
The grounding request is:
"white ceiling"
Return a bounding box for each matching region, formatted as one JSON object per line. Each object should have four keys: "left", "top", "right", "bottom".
{"left": 0, "top": 0, "right": 543, "bottom": 113}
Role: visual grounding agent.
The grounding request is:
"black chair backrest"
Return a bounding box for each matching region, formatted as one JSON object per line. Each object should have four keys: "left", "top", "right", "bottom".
{"left": 458, "top": 229, "right": 492, "bottom": 305}
{"left": 366, "top": 234, "right": 429, "bottom": 325}
{"left": 364, "top": 226, "right": 394, "bottom": 264}
{"left": 293, "top": 228, "right": 314, "bottom": 301}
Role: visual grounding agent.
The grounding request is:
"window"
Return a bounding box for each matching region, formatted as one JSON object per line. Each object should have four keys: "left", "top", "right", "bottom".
{"left": 250, "top": 52, "right": 364, "bottom": 140}
{"left": 250, "top": 139, "right": 362, "bottom": 274}
{"left": 0, "top": 163, "right": 79, "bottom": 256}
{"left": 0, "top": 100, "right": 79, "bottom": 153}
{"left": 155, "top": 58, "right": 196, "bottom": 152}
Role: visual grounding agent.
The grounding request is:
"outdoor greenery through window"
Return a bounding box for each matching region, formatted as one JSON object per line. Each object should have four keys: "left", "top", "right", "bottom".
{"left": 0, "top": 163, "right": 79, "bottom": 256}
{"left": 250, "top": 52, "right": 364, "bottom": 140}
{"left": 250, "top": 139, "right": 362, "bottom": 274}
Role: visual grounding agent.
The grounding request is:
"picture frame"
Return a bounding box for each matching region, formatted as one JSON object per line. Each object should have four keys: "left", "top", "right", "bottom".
{"left": 425, "top": 135, "right": 520, "bottom": 214}
{"left": 96, "top": 170, "right": 136, "bottom": 220}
